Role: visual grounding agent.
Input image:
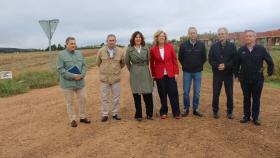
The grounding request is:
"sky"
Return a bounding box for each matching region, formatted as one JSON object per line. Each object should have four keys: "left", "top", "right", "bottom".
{"left": 0, "top": 0, "right": 280, "bottom": 49}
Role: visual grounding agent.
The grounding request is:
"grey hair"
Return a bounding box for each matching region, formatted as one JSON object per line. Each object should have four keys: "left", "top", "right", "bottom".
{"left": 65, "top": 37, "right": 75, "bottom": 44}
{"left": 244, "top": 29, "right": 256, "bottom": 37}
{"left": 218, "top": 27, "right": 229, "bottom": 34}
{"left": 188, "top": 26, "right": 197, "bottom": 34}
{"left": 106, "top": 34, "right": 116, "bottom": 40}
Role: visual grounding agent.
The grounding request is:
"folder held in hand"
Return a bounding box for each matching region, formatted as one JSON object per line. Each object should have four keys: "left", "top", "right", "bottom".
{"left": 67, "top": 65, "right": 81, "bottom": 74}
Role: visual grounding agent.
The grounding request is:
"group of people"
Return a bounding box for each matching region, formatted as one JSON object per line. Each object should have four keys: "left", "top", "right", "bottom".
{"left": 57, "top": 26, "right": 274, "bottom": 128}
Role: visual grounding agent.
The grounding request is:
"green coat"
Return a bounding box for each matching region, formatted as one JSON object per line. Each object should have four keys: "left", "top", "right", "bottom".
{"left": 57, "top": 49, "right": 87, "bottom": 89}
{"left": 125, "top": 46, "right": 153, "bottom": 94}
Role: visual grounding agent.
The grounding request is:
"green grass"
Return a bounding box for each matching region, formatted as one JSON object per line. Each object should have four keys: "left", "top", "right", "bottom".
{"left": 265, "top": 81, "right": 280, "bottom": 88}
{"left": 0, "top": 56, "right": 97, "bottom": 97}
{"left": 16, "top": 71, "right": 59, "bottom": 89}
{"left": 0, "top": 80, "right": 29, "bottom": 97}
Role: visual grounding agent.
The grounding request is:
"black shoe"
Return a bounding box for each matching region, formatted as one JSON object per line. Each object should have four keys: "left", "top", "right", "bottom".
{"left": 227, "top": 113, "right": 234, "bottom": 119}
{"left": 101, "top": 116, "right": 109, "bottom": 122}
{"left": 253, "top": 119, "right": 261, "bottom": 126}
{"left": 71, "top": 120, "right": 77, "bottom": 127}
{"left": 136, "top": 118, "right": 142, "bottom": 121}
{"left": 240, "top": 117, "right": 250, "bottom": 123}
{"left": 147, "top": 116, "right": 153, "bottom": 120}
{"left": 181, "top": 110, "right": 189, "bottom": 117}
{"left": 193, "top": 110, "right": 203, "bottom": 117}
{"left": 213, "top": 112, "right": 220, "bottom": 119}
{"left": 80, "top": 118, "right": 91, "bottom": 124}
{"left": 112, "top": 115, "right": 121, "bottom": 120}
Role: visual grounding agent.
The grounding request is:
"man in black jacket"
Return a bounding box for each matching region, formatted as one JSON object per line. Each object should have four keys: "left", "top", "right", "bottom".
{"left": 208, "top": 27, "right": 237, "bottom": 119}
{"left": 236, "top": 30, "right": 274, "bottom": 126}
{"left": 179, "top": 27, "right": 206, "bottom": 117}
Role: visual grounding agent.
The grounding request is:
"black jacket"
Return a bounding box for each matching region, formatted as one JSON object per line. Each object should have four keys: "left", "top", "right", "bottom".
{"left": 236, "top": 44, "right": 274, "bottom": 81}
{"left": 179, "top": 40, "right": 207, "bottom": 73}
{"left": 208, "top": 41, "right": 237, "bottom": 74}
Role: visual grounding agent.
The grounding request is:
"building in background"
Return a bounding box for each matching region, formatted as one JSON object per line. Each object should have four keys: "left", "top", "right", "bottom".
{"left": 180, "top": 28, "right": 280, "bottom": 48}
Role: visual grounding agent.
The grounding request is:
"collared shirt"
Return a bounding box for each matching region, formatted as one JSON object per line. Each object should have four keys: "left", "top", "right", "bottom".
{"left": 247, "top": 44, "right": 255, "bottom": 53}
{"left": 220, "top": 41, "right": 226, "bottom": 48}
{"left": 190, "top": 40, "right": 197, "bottom": 47}
{"left": 108, "top": 47, "right": 115, "bottom": 58}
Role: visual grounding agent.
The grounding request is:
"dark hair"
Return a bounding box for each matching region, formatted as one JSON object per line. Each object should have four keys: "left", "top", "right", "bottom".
{"left": 129, "top": 31, "right": 145, "bottom": 46}
{"left": 65, "top": 36, "right": 75, "bottom": 44}
{"left": 244, "top": 29, "right": 256, "bottom": 36}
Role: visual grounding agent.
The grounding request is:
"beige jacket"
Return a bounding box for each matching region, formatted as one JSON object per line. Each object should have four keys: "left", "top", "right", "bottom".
{"left": 97, "top": 46, "right": 125, "bottom": 84}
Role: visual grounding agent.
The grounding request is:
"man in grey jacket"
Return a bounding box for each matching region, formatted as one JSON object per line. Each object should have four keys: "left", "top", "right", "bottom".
{"left": 57, "top": 37, "right": 91, "bottom": 127}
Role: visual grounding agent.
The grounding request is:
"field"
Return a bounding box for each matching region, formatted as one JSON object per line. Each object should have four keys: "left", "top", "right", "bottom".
{"left": 0, "top": 49, "right": 279, "bottom": 158}
{"left": 0, "top": 49, "right": 97, "bottom": 77}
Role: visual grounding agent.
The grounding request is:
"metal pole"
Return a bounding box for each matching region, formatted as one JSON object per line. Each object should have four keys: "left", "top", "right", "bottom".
{"left": 48, "top": 38, "right": 52, "bottom": 71}
{"left": 48, "top": 21, "right": 52, "bottom": 71}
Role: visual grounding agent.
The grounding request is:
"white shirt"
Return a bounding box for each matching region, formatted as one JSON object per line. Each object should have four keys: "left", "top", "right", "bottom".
{"left": 247, "top": 44, "right": 255, "bottom": 53}
{"left": 159, "top": 48, "right": 167, "bottom": 75}
{"left": 135, "top": 46, "right": 141, "bottom": 54}
{"left": 108, "top": 48, "right": 114, "bottom": 58}
{"left": 190, "top": 40, "right": 196, "bottom": 47}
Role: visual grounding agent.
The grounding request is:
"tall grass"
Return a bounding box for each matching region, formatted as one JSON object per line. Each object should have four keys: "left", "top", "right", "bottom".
{"left": 16, "top": 71, "right": 59, "bottom": 89}
{"left": 0, "top": 80, "right": 29, "bottom": 97}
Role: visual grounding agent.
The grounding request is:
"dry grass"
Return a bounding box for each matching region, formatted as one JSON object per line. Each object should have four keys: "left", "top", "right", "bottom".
{"left": 0, "top": 49, "right": 98, "bottom": 77}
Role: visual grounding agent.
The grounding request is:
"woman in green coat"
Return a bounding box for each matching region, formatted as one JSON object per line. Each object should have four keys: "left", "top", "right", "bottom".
{"left": 125, "top": 31, "right": 154, "bottom": 121}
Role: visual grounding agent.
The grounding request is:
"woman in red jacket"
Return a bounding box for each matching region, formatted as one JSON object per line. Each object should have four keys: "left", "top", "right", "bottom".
{"left": 150, "top": 30, "right": 181, "bottom": 119}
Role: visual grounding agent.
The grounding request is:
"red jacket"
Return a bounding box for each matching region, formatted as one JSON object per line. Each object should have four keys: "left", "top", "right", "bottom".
{"left": 150, "top": 43, "right": 179, "bottom": 79}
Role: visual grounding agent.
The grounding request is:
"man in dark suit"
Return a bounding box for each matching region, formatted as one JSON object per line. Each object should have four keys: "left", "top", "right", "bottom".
{"left": 208, "top": 27, "right": 237, "bottom": 119}
{"left": 236, "top": 30, "right": 274, "bottom": 126}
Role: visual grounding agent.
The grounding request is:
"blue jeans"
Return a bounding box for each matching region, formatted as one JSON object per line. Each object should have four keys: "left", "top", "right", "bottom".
{"left": 183, "top": 72, "right": 202, "bottom": 111}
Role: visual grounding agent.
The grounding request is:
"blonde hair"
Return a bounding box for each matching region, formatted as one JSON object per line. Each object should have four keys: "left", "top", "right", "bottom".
{"left": 153, "top": 30, "right": 168, "bottom": 46}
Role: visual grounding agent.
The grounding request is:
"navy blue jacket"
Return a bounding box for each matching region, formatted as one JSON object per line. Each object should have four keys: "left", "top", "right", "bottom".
{"left": 236, "top": 44, "right": 274, "bottom": 81}
{"left": 208, "top": 41, "right": 237, "bottom": 74}
{"left": 178, "top": 40, "right": 207, "bottom": 73}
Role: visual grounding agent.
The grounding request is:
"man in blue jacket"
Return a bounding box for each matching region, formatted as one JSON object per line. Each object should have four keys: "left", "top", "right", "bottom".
{"left": 179, "top": 27, "right": 207, "bottom": 117}
{"left": 236, "top": 30, "right": 274, "bottom": 126}
{"left": 208, "top": 27, "right": 237, "bottom": 119}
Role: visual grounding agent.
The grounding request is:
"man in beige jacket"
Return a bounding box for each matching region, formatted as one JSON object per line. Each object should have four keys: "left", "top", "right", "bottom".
{"left": 97, "top": 34, "right": 125, "bottom": 122}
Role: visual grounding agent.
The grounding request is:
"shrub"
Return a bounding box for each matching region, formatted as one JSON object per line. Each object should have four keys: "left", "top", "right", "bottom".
{"left": 0, "top": 79, "right": 29, "bottom": 97}
{"left": 16, "top": 71, "right": 59, "bottom": 89}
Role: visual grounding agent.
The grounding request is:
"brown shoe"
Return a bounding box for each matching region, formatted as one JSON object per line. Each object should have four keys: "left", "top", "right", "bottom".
{"left": 80, "top": 118, "right": 91, "bottom": 124}
{"left": 112, "top": 115, "right": 121, "bottom": 120}
{"left": 101, "top": 116, "right": 109, "bottom": 122}
{"left": 71, "top": 120, "right": 77, "bottom": 127}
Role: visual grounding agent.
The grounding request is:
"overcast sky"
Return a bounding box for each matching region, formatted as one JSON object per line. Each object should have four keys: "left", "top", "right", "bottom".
{"left": 1, "top": 0, "right": 280, "bottom": 48}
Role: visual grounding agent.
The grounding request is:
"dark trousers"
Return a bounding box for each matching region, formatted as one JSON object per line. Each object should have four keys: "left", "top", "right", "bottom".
{"left": 133, "top": 93, "right": 153, "bottom": 118}
{"left": 156, "top": 75, "right": 180, "bottom": 117}
{"left": 240, "top": 78, "right": 264, "bottom": 120}
{"left": 212, "top": 72, "right": 233, "bottom": 114}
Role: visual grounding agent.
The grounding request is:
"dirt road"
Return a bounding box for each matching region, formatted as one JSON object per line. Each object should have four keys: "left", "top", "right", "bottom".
{"left": 0, "top": 67, "right": 279, "bottom": 158}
